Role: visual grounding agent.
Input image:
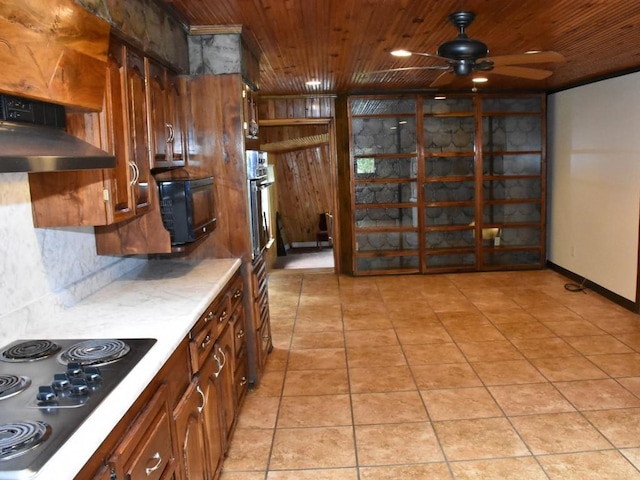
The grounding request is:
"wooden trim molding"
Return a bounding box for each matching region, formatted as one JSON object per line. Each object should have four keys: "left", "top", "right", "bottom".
{"left": 547, "top": 261, "right": 639, "bottom": 313}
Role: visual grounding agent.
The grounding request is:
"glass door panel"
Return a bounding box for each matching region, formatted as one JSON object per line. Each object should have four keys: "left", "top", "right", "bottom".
{"left": 483, "top": 154, "right": 542, "bottom": 175}
{"left": 426, "top": 253, "right": 475, "bottom": 268}
{"left": 424, "top": 116, "right": 475, "bottom": 153}
{"left": 483, "top": 250, "right": 542, "bottom": 267}
{"left": 354, "top": 156, "right": 417, "bottom": 180}
{"left": 356, "top": 207, "right": 417, "bottom": 228}
{"left": 482, "top": 116, "right": 542, "bottom": 152}
{"left": 483, "top": 203, "right": 541, "bottom": 224}
{"left": 483, "top": 179, "right": 541, "bottom": 201}
{"left": 425, "top": 206, "right": 475, "bottom": 226}
{"left": 352, "top": 117, "right": 416, "bottom": 155}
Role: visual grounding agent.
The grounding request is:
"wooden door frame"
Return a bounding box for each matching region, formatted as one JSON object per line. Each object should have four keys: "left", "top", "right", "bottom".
{"left": 260, "top": 118, "right": 340, "bottom": 274}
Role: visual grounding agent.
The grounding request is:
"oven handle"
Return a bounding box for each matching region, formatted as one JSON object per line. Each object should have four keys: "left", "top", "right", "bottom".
{"left": 250, "top": 178, "right": 274, "bottom": 190}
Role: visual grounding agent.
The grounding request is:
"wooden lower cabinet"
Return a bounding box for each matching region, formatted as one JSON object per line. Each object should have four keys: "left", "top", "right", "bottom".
{"left": 249, "top": 254, "right": 273, "bottom": 381}
{"left": 79, "top": 271, "right": 247, "bottom": 480}
{"left": 108, "top": 385, "right": 176, "bottom": 480}
{"left": 200, "top": 355, "right": 225, "bottom": 479}
{"left": 216, "top": 325, "right": 236, "bottom": 447}
{"left": 174, "top": 355, "right": 223, "bottom": 480}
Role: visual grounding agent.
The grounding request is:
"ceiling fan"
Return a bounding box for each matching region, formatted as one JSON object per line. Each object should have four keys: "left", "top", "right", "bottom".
{"left": 366, "top": 11, "right": 565, "bottom": 87}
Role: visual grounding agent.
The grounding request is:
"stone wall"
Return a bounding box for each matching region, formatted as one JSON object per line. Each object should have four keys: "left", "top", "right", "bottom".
{"left": 77, "top": 0, "right": 189, "bottom": 72}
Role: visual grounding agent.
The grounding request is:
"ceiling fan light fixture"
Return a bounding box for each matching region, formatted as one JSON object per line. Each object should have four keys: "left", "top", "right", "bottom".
{"left": 452, "top": 60, "right": 474, "bottom": 76}
{"left": 391, "top": 49, "right": 412, "bottom": 57}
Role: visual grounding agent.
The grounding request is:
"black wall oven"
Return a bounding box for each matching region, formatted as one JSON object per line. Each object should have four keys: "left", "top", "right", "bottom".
{"left": 246, "top": 151, "right": 273, "bottom": 259}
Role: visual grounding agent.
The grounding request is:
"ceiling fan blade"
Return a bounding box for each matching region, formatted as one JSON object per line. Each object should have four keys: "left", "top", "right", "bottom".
{"left": 490, "top": 65, "right": 553, "bottom": 80}
{"left": 486, "top": 51, "right": 565, "bottom": 67}
{"left": 409, "top": 51, "right": 453, "bottom": 63}
{"left": 430, "top": 70, "right": 455, "bottom": 87}
{"left": 361, "top": 66, "right": 449, "bottom": 75}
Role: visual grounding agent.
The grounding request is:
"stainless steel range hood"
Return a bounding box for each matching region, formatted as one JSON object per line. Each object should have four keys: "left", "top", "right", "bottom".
{"left": 0, "top": 95, "right": 116, "bottom": 173}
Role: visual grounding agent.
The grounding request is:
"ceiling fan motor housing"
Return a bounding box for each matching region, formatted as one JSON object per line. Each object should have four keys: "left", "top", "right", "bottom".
{"left": 437, "top": 11, "right": 489, "bottom": 75}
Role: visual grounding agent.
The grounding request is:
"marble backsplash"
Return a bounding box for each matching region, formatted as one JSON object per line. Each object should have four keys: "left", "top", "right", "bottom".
{"left": 0, "top": 173, "right": 145, "bottom": 342}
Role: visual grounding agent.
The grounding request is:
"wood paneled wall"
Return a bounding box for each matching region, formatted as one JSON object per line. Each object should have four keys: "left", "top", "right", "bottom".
{"left": 271, "top": 144, "right": 332, "bottom": 245}
{"left": 259, "top": 95, "right": 335, "bottom": 120}
{"left": 258, "top": 94, "right": 339, "bottom": 267}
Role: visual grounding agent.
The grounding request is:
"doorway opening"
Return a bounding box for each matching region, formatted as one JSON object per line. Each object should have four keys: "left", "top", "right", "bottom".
{"left": 260, "top": 120, "right": 338, "bottom": 272}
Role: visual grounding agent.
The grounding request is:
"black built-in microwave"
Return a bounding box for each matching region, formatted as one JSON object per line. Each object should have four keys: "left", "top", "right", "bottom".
{"left": 157, "top": 176, "right": 216, "bottom": 245}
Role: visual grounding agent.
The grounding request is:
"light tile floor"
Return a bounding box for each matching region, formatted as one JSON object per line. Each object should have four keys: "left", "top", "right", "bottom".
{"left": 221, "top": 269, "right": 640, "bottom": 479}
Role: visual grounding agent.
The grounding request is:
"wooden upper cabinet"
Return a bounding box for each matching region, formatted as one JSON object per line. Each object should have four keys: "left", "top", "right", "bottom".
{"left": 167, "top": 72, "right": 186, "bottom": 166}
{"left": 28, "top": 38, "right": 156, "bottom": 227}
{"left": 242, "top": 83, "right": 259, "bottom": 140}
{"left": 126, "top": 49, "right": 152, "bottom": 214}
{"left": 102, "top": 41, "right": 135, "bottom": 223}
{"left": 147, "top": 60, "right": 186, "bottom": 169}
{"left": 0, "top": 0, "right": 109, "bottom": 111}
{"left": 147, "top": 61, "right": 170, "bottom": 168}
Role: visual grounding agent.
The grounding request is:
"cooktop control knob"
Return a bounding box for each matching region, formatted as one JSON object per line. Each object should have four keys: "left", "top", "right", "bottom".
{"left": 70, "top": 378, "right": 89, "bottom": 396}
{"left": 52, "top": 373, "right": 70, "bottom": 390}
{"left": 67, "top": 362, "right": 83, "bottom": 377}
{"left": 84, "top": 366, "right": 102, "bottom": 383}
{"left": 37, "top": 385, "right": 57, "bottom": 402}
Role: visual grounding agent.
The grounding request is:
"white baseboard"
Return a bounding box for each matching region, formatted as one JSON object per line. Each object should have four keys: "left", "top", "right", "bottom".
{"left": 290, "top": 241, "right": 331, "bottom": 248}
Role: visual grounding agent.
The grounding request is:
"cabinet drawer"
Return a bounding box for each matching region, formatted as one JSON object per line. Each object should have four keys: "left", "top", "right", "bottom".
{"left": 234, "top": 357, "right": 249, "bottom": 406}
{"left": 229, "top": 274, "right": 244, "bottom": 312}
{"left": 189, "top": 321, "right": 216, "bottom": 374}
{"left": 231, "top": 309, "right": 246, "bottom": 360}
{"left": 257, "top": 318, "right": 271, "bottom": 371}
{"left": 108, "top": 384, "right": 175, "bottom": 480}
{"left": 251, "top": 256, "right": 267, "bottom": 300}
{"left": 189, "top": 296, "right": 231, "bottom": 374}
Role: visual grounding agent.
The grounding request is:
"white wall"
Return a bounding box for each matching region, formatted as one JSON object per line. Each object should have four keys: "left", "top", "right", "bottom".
{"left": 548, "top": 72, "right": 640, "bottom": 301}
{"left": 0, "top": 174, "right": 145, "bottom": 343}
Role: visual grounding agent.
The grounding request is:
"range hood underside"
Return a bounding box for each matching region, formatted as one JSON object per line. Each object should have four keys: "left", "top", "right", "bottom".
{"left": 0, "top": 121, "right": 116, "bottom": 173}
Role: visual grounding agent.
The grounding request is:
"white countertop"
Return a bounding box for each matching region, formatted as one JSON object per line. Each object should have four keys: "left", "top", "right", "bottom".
{"left": 4, "top": 258, "right": 241, "bottom": 480}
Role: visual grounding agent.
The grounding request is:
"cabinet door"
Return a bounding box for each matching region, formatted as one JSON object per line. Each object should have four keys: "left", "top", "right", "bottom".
{"left": 167, "top": 72, "right": 185, "bottom": 167}
{"left": 147, "top": 60, "right": 170, "bottom": 169}
{"left": 216, "top": 325, "right": 236, "bottom": 446}
{"left": 108, "top": 384, "right": 177, "bottom": 480}
{"left": 103, "top": 40, "right": 135, "bottom": 223}
{"left": 200, "top": 352, "right": 224, "bottom": 479}
{"left": 126, "top": 49, "right": 151, "bottom": 213}
{"left": 173, "top": 380, "right": 209, "bottom": 480}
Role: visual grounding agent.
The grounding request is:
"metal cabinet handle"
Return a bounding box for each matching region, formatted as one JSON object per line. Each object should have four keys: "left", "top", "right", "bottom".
{"left": 236, "top": 329, "right": 245, "bottom": 339}
{"left": 204, "top": 311, "right": 214, "bottom": 323}
{"left": 218, "top": 346, "right": 227, "bottom": 370}
{"left": 233, "top": 289, "right": 242, "bottom": 299}
{"left": 145, "top": 452, "right": 162, "bottom": 476}
{"left": 213, "top": 353, "right": 222, "bottom": 378}
{"left": 196, "top": 385, "right": 206, "bottom": 413}
{"left": 200, "top": 334, "right": 211, "bottom": 350}
{"left": 240, "top": 376, "right": 248, "bottom": 387}
{"left": 219, "top": 310, "right": 228, "bottom": 323}
{"left": 166, "top": 123, "right": 174, "bottom": 143}
{"left": 128, "top": 161, "right": 139, "bottom": 186}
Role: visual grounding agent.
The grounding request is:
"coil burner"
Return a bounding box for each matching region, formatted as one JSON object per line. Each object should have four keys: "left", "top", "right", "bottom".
{"left": 0, "top": 421, "right": 51, "bottom": 461}
{"left": 58, "top": 339, "right": 131, "bottom": 367}
{"left": 0, "top": 341, "right": 61, "bottom": 363}
{"left": 0, "top": 375, "right": 31, "bottom": 400}
{"left": 0, "top": 337, "right": 156, "bottom": 479}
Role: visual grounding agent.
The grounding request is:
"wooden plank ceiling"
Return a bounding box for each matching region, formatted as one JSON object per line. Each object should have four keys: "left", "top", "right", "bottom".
{"left": 159, "top": 0, "right": 640, "bottom": 95}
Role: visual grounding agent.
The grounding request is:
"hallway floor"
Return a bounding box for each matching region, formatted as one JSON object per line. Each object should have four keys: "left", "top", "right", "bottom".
{"left": 221, "top": 269, "right": 640, "bottom": 479}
